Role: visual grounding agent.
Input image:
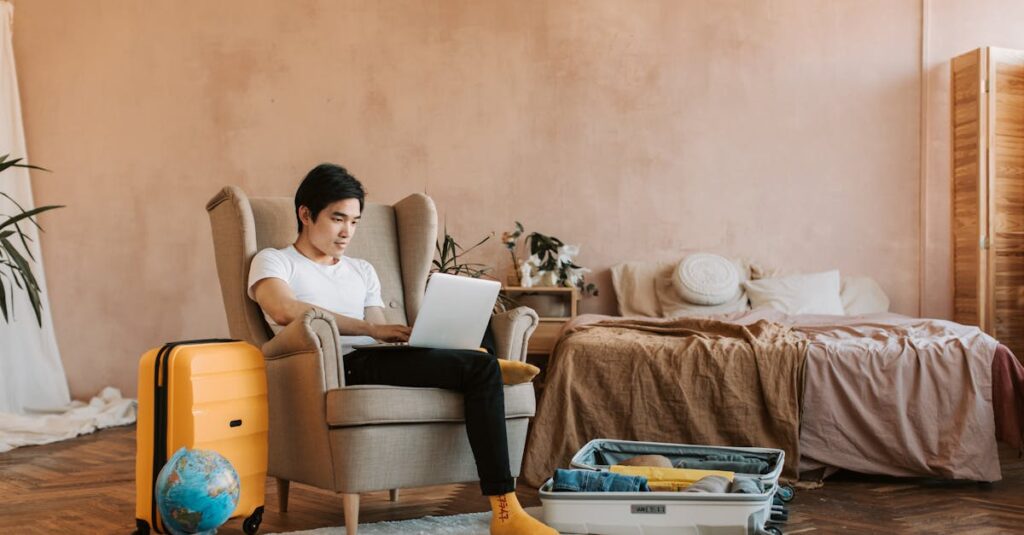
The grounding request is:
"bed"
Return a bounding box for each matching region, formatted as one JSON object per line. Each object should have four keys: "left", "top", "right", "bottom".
{"left": 518, "top": 258, "right": 1024, "bottom": 487}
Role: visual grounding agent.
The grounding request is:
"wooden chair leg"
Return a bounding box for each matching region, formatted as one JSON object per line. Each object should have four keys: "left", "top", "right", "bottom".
{"left": 276, "top": 478, "right": 290, "bottom": 513}
{"left": 389, "top": 488, "right": 400, "bottom": 502}
{"left": 342, "top": 493, "right": 360, "bottom": 535}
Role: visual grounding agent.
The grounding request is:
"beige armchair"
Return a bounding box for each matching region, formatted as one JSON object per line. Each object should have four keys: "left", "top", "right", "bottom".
{"left": 206, "top": 186, "right": 538, "bottom": 533}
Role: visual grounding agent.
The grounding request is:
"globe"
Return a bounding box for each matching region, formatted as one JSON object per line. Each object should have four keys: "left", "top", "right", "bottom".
{"left": 155, "top": 447, "right": 241, "bottom": 535}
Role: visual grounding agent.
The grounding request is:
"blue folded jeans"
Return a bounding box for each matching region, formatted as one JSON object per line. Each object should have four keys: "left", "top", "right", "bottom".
{"left": 552, "top": 469, "right": 650, "bottom": 492}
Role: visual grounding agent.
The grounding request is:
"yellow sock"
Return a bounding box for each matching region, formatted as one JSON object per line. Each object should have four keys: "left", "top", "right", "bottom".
{"left": 497, "top": 360, "right": 540, "bottom": 385}
{"left": 489, "top": 492, "right": 558, "bottom": 535}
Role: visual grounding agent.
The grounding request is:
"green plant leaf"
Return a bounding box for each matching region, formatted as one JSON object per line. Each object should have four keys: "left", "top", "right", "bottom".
{"left": 0, "top": 192, "right": 52, "bottom": 235}
{"left": 0, "top": 272, "right": 8, "bottom": 322}
{"left": 2, "top": 237, "right": 39, "bottom": 292}
{"left": 3, "top": 238, "right": 42, "bottom": 325}
{"left": 432, "top": 228, "right": 496, "bottom": 279}
{"left": 0, "top": 155, "right": 48, "bottom": 173}
{"left": 13, "top": 269, "right": 42, "bottom": 325}
{"left": 11, "top": 222, "right": 36, "bottom": 262}
{"left": 464, "top": 234, "right": 491, "bottom": 252}
{"left": 0, "top": 204, "right": 40, "bottom": 262}
{"left": 444, "top": 234, "right": 455, "bottom": 261}
{"left": 0, "top": 204, "right": 64, "bottom": 232}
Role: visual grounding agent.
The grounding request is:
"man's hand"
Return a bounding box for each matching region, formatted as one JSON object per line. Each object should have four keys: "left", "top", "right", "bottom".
{"left": 369, "top": 323, "right": 412, "bottom": 342}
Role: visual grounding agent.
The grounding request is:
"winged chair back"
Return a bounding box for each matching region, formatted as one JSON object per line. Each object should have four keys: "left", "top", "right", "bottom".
{"left": 205, "top": 185, "right": 437, "bottom": 346}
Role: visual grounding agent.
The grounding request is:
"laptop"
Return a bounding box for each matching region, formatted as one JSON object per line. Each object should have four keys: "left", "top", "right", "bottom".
{"left": 353, "top": 273, "right": 501, "bottom": 350}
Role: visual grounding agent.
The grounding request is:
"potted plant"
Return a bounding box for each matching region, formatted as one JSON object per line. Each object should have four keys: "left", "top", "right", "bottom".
{"left": 432, "top": 223, "right": 493, "bottom": 279}
{"left": 501, "top": 221, "right": 598, "bottom": 296}
{"left": 432, "top": 225, "right": 516, "bottom": 311}
{"left": 0, "top": 155, "right": 62, "bottom": 325}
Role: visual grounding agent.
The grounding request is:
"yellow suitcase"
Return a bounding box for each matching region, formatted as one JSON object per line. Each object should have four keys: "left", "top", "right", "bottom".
{"left": 134, "top": 339, "right": 268, "bottom": 535}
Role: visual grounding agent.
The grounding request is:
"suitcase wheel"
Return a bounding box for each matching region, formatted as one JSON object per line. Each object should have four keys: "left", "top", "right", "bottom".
{"left": 776, "top": 485, "right": 795, "bottom": 503}
{"left": 133, "top": 519, "right": 150, "bottom": 535}
{"left": 764, "top": 526, "right": 783, "bottom": 535}
{"left": 243, "top": 506, "right": 265, "bottom": 535}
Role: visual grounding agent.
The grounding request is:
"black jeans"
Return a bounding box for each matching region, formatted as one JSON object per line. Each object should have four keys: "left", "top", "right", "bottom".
{"left": 342, "top": 330, "right": 513, "bottom": 496}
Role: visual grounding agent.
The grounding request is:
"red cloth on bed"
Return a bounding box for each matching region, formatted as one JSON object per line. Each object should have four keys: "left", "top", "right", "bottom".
{"left": 992, "top": 344, "right": 1024, "bottom": 450}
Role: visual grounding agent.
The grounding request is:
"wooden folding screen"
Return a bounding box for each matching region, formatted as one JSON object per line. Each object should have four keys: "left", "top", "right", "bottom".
{"left": 951, "top": 47, "right": 1024, "bottom": 357}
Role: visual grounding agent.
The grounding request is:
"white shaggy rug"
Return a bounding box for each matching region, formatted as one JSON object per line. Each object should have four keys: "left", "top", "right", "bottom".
{"left": 270, "top": 507, "right": 550, "bottom": 535}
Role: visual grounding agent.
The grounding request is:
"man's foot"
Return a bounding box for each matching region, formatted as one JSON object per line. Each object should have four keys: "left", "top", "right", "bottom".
{"left": 497, "top": 360, "right": 540, "bottom": 385}
{"left": 489, "top": 492, "right": 557, "bottom": 535}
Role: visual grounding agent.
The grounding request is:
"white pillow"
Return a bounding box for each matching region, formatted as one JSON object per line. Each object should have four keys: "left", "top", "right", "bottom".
{"left": 673, "top": 253, "right": 741, "bottom": 306}
{"left": 840, "top": 276, "right": 890, "bottom": 315}
{"left": 742, "top": 270, "right": 845, "bottom": 316}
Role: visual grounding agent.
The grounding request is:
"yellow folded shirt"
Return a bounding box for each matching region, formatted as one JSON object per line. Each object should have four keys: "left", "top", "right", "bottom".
{"left": 610, "top": 465, "right": 735, "bottom": 492}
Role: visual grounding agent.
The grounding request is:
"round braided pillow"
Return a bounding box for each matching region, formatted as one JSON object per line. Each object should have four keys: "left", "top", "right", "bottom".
{"left": 672, "top": 253, "right": 741, "bottom": 306}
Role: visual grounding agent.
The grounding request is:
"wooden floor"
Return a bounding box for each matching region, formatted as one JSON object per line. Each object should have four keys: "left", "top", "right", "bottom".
{"left": 2, "top": 425, "right": 1023, "bottom": 534}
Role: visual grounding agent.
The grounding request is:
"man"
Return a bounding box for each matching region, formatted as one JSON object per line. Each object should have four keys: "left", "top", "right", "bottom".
{"left": 248, "top": 163, "right": 555, "bottom": 535}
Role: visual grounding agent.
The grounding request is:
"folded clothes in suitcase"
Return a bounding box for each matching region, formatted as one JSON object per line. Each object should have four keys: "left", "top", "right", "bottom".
{"left": 134, "top": 339, "right": 268, "bottom": 535}
{"left": 540, "top": 439, "right": 789, "bottom": 535}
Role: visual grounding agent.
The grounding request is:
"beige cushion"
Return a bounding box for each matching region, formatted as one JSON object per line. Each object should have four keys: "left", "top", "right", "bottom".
{"left": 610, "top": 259, "right": 674, "bottom": 317}
{"left": 613, "top": 254, "right": 758, "bottom": 318}
{"left": 742, "top": 270, "right": 845, "bottom": 315}
{"left": 840, "top": 276, "right": 890, "bottom": 315}
{"left": 325, "top": 383, "right": 536, "bottom": 427}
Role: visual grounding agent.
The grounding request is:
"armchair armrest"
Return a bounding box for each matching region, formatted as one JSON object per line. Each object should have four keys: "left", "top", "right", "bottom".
{"left": 258, "top": 308, "right": 344, "bottom": 488}
{"left": 489, "top": 306, "right": 539, "bottom": 362}
{"left": 261, "top": 307, "right": 347, "bottom": 389}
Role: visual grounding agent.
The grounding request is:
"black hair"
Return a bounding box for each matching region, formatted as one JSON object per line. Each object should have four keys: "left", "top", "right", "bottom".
{"left": 294, "top": 163, "right": 366, "bottom": 233}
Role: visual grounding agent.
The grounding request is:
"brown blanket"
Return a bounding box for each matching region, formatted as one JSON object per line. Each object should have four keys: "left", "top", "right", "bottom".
{"left": 520, "top": 316, "right": 807, "bottom": 486}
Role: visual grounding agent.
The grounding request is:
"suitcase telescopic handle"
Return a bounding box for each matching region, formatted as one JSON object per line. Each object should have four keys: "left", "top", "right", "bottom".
{"left": 149, "top": 338, "right": 237, "bottom": 533}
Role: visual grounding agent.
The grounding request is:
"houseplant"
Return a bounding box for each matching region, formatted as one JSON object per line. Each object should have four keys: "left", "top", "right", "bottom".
{"left": 501, "top": 221, "right": 598, "bottom": 297}
{"left": 432, "top": 223, "right": 493, "bottom": 279}
{"left": 0, "top": 155, "right": 61, "bottom": 325}
{"left": 432, "top": 225, "right": 518, "bottom": 312}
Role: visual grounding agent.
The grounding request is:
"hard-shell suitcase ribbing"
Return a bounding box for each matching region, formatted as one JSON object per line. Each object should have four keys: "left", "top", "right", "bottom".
{"left": 134, "top": 339, "right": 268, "bottom": 535}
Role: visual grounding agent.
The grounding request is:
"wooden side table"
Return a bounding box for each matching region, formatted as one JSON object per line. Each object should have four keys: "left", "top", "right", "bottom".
{"left": 501, "top": 286, "right": 579, "bottom": 394}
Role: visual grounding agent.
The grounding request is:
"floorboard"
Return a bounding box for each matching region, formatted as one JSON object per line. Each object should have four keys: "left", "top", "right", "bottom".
{"left": 1, "top": 425, "right": 1021, "bottom": 534}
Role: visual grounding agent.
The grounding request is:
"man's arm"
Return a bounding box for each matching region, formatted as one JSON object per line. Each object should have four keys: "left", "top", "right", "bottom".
{"left": 364, "top": 306, "right": 387, "bottom": 325}
{"left": 251, "top": 278, "right": 410, "bottom": 342}
{"left": 363, "top": 306, "right": 410, "bottom": 341}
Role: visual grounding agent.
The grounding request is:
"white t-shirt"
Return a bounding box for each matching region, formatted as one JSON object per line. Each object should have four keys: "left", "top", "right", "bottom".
{"left": 247, "top": 245, "right": 385, "bottom": 353}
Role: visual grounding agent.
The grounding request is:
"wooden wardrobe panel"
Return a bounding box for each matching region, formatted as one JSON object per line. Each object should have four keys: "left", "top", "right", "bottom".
{"left": 988, "top": 48, "right": 1024, "bottom": 356}
{"left": 951, "top": 49, "right": 986, "bottom": 328}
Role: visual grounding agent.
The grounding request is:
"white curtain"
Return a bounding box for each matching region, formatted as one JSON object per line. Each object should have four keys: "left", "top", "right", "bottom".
{"left": 0, "top": 1, "right": 70, "bottom": 414}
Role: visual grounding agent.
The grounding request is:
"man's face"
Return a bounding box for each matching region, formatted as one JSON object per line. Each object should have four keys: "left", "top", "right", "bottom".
{"left": 300, "top": 198, "right": 361, "bottom": 258}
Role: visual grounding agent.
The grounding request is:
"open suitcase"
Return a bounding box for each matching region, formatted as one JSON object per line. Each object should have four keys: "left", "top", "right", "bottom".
{"left": 539, "top": 439, "right": 792, "bottom": 535}
{"left": 134, "top": 339, "right": 268, "bottom": 535}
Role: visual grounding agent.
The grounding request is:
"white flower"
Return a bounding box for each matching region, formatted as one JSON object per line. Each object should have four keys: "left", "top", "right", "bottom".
{"left": 564, "top": 265, "right": 590, "bottom": 288}
{"left": 567, "top": 265, "right": 591, "bottom": 277}
{"left": 519, "top": 262, "right": 534, "bottom": 288}
{"left": 556, "top": 244, "right": 580, "bottom": 264}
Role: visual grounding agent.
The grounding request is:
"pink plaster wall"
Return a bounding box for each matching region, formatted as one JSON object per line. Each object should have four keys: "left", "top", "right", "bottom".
{"left": 9, "top": 0, "right": 996, "bottom": 399}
